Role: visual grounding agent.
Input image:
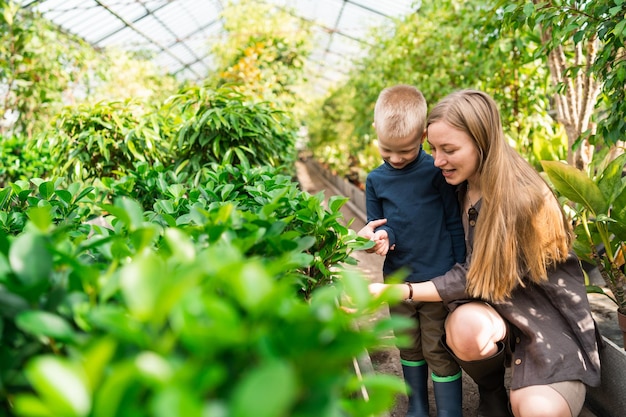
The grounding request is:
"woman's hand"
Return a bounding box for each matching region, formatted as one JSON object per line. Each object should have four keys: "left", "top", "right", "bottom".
{"left": 368, "top": 282, "right": 407, "bottom": 300}
{"left": 368, "top": 281, "right": 442, "bottom": 303}
{"left": 368, "top": 282, "right": 389, "bottom": 298}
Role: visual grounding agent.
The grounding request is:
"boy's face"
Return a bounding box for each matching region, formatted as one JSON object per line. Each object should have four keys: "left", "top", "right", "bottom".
{"left": 377, "top": 130, "right": 423, "bottom": 170}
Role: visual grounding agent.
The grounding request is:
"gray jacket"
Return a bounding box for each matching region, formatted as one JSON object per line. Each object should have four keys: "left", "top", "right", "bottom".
{"left": 433, "top": 196, "right": 602, "bottom": 389}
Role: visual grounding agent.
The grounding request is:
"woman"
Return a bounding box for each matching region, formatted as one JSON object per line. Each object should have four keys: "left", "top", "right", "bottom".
{"left": 366, "top": 90, "right": 601, "bottom": 417}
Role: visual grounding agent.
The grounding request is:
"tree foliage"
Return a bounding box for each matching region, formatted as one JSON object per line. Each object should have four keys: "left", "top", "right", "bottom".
{"left": 207, "top": 0, "right": 313, "bottom": 117}
{"left": 307, "top": 0, "right": 564, "bottom": 177}
{"left": 0, "top": 1, "right": 94, "bottom": 138}
{"left": 44, "top": 99, "right": 168, "bottom": 182}
{"left": 495, "top": 0, "right": 626, "bottom": 169}
{"left": 167, "top": 85, "right": 299, "bottom": 173}
{"left": 0, "top": 1, "right": 179, "bottom": 140}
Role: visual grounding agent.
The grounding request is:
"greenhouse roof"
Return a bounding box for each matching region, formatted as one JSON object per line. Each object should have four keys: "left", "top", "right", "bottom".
{"left": 18, "top": 0, "right": 416, "bottom": 95}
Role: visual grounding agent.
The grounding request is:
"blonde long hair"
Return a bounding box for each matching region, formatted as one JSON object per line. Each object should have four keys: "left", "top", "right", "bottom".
{"left": 427, "top": 90, "right": 572, "bottom": 302}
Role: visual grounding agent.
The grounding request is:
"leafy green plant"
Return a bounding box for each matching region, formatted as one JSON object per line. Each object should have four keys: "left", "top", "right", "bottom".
{"left": 0, "top": 0, "right": 96, "bottom": 138}
{"left": 44, "top": 100, "right": 168, "bottom": 182}
{"left": 1, "top": 0, "right": 179, "bottom": 141}
{"left": 104, "top": 162, "right": 372, "bottom": 299}
{"left": 195, "top": 164, "right": 372, "bottom": 298}
{"left": 208, "top": 0, "right": 312, "bottom": 112}
{"left": 94, "top": 161, "right": 197, "bottom": 214}
{"left": 167, "top": 86, "right": 298, "bottom": 172}
{"left": 1, "top": 195, "right": 404, "bottom": 417}
{"left": 542, "top": 153, "right": 626, "bottom": 313}
{"left": 0, "top": 134, "right": 54, "bottom": 187}
{"left": 0, "top": 178, "right": 96, "bottom": 235}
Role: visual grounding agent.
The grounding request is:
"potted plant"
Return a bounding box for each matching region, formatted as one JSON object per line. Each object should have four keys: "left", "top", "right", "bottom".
{"left": 541, "top": 153, "right": 626, "bottom": 348}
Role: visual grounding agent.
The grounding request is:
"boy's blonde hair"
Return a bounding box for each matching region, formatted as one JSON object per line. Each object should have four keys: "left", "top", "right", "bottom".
{"left": 427, "top": 90, "right": 572, "bottom": 302}
{"left": 374, "top": 85, "right": 427, "bottom": 140}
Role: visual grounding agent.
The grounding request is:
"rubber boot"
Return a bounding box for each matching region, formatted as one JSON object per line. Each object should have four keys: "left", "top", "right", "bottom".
{"left": 452, "top": 343, "right": 512, "bottom": 417}
{"left": 401, "top": 360, "right": 430, "bottom": 417}
{"left": 432, "top": 371, "right": 463, "bottom": 417}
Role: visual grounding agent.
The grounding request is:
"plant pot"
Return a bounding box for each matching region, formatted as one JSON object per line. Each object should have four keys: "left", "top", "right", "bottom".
{"left": 618, "top": 310, "right": 626, "bottom": 350}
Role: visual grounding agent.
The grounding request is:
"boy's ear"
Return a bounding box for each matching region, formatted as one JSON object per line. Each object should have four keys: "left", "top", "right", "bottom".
{"left": 419, "top": 130, "right": 427, "bottom": 143}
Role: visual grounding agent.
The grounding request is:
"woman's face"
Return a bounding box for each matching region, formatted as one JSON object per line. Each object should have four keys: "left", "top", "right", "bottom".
{"left": 427, "top": 121, "right": 481, "bottom": 185}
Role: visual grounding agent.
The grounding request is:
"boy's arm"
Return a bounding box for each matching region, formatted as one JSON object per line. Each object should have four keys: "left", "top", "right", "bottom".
{"left": 436, "top": 177, "right": 466, "bottom": 263}
{"left": 364, "top": 175, "right": 383, "bottom": 223}
{"left": 364, "top": 175, "right": 396, "bottom": 248}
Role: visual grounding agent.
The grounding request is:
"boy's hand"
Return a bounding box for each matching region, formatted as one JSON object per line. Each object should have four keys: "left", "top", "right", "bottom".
{"left": 371, "top": 230, "right": 391, "bottom": 255}
{"left": 358, "top": 219, "right": 392, "bottom": 255}
{"left": 357, "top": 219, "right": 386, "bottom": 240}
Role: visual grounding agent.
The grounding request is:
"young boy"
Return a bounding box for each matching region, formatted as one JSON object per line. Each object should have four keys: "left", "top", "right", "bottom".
{"left": 358, "top": 84, "right": 465, "bottom": 417}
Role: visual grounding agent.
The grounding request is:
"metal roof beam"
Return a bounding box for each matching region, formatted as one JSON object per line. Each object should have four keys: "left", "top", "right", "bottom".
{"left": 92, "top": 0, "right": 204, "bottom": 79}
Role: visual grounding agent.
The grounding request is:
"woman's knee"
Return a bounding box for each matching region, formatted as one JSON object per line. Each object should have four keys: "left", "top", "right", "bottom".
{"left": 510, "top": 386, "right": 572, "bottom": 417}
{"left": 444, "top": 303, "right": 506, "bottom": 360}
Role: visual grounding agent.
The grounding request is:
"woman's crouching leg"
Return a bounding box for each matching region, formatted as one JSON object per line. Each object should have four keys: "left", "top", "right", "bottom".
{"left": 444, "top": 302, "right": 507, "bottom": 361}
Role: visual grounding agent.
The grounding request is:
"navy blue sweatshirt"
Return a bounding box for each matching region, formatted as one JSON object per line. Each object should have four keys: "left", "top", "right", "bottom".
{"left": 365, "top": 148, "right": 465, "bottom": 282}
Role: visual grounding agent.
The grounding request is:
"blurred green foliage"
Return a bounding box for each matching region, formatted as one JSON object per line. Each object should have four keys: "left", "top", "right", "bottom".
{"left": 0, "top": 164, "right": 407, "bottom": 416}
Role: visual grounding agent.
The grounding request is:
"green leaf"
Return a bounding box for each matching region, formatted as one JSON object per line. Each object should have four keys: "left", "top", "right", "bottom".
{"left": 232, "top": 262, "right": 274, "bottom": 312}
{"left": 338, "top": 269, "right": 371, "bottom": 308}
{"left": 27, "top": 206, "right": 52, "bottom": 232}
{"left": 163, "top": 228, "right": 196, "bottom": 262}
{"left": 167, "top": 184, "right": 185, "bottom": 199}
{"left": 231, "top": 361, "right": 298, "bottom": 417}
{"left": 16, "top": 310, "right": 77, "bottom": 343}
{"left": 12, "top": 394, "right": 55, "bottom": 417}
{"left": 522, "top": 2, "right": 535, "bottom": 16}
{"left": 73, "top": 186, "right": 95, "bottom": 203}
{"left": 0, "top": 286, "right": 30, "bottom": 318}
{"left": 0, "top": 187, "right": 12, "bottom": 210}
{"left": 541, "top": 161, "right": 608, "bottom": 214}
{"left": 3, "top": 7, "right": 15, "bottom": 26}
{"left": 55, "top": 189, "right": 73, "bottom": 205}
{"left": 88, "top": 306, "right": 149, "bottom": 346}
{"left": 92, "top": 362, "right": 137, "bottom": 417}
{"left": 109, "top": 197, "right": 146, "bottom": 231}
{"left": 120, "top": 251, "right": 165, "bottom": 321}
{"left": 81, "top": 337, "right": 117, "bottom": 393}
{"left": 294, "top": 235, "right": 316, "bottom": 252}
{"left": 9, "top": 232, "right": 52, "bottom": 289}
{"left": 614, "top": 17, "right": 626, "bottom": 37}
{"left": 598, "top": 153, "right": 626, "bottom": 202}
{"left": 586, "top": 285, "right": 617, "bottom": 304}
{"left": 151, "top": 387, "right": 203, "bottom": 417}
{"left": 328, "top": 195, "right": 348, "bottom": 213}
{"left": 613, "top": 187, "right": 626, "bottom": 224}
{"left": 38, "top": 182, "right": 55, "bottom": 200}
{"left": 24, "top": 356, "right": 91, "bottom": 417}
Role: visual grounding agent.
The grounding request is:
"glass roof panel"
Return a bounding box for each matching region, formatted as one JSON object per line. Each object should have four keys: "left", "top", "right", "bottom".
{"left": 335, "top": 4, "right": 386, "bottom": 41}
{"left": 98, "top": 25, "right": 150, "bottom": 50}
{"left": 352, "top": 0, "right": 415, "bottom": 18}
{"left": 18, "top": 0, "right": 416, "bottom": 95}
